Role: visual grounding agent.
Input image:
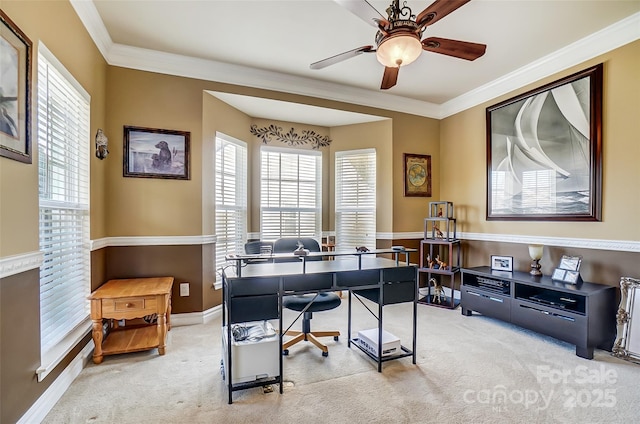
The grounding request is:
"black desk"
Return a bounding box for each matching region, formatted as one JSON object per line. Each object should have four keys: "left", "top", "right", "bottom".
{"left": 222, "top": 252, "right": 418, "bottom": 404}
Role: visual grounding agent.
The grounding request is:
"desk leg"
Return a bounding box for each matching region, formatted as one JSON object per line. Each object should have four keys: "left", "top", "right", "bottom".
{"left": 91, "top": 318, "right": 104, "bottom": 364}
{"left": 157, "top": 312, "right": 167, "bottom": 355}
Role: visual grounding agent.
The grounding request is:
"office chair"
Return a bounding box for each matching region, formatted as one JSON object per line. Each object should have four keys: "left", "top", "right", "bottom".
{"left": 273, "top": 238, "right": 341, "bottom": 357}
{"left": 243, "top": 240, "right": 274, "bottom": 264}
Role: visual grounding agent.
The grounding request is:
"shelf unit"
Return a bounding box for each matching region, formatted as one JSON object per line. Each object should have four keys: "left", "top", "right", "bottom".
{"left": 418, "top": 239, "right": 461, "bottom": 309}
{"left": 417, "top": 201, "right": 461, "bottom": 309}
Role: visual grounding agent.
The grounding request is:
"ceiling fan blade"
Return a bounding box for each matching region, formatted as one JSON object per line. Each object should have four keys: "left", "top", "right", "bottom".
{"left": 421, "top": 37, "right": 486, "bottom": 61}
{"left": 381, "top": 66, "right": 399, "bottom": 90}
{"left": 416, "top": 0, "right": 471, "bottom": 28}
{"left": 310, "top": 45, "right": 374, "bottom": 70}
{"left": 334, "top": 0, "right": 385, "bottom": 28}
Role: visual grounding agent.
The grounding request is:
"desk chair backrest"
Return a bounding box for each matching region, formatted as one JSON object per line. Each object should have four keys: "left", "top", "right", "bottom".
{"left": 244, "top": 240, "right": 274, "bottom": 255}
{"left": 273, "top": 237, "right": 322, "bottom": 262}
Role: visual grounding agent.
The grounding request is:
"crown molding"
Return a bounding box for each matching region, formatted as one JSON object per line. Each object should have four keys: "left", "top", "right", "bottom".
{"left": 72, "top": 2, "right": 639, "bottom": 121}
{"left": 439, "top": 12, "right": 640, "bottom": 118}
{"left": 107, "top": 43, "right": 441, "bottom": 118}
{"left": 90, "top": 235, "right": 216, "bottom": 250}
{"left": 0, "top": 251, "right": 44, "bottom": 279}
{"left": 70, "top": 0, "right": 112, "bottom": 59}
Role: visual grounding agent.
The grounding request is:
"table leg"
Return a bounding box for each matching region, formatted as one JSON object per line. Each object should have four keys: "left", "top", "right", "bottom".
{"left": 157, "top": 312, "right": 167, "bottom": 355}
{"left": 91, "top": 318, "right": 104, "bottom": 364}
{"left": 166, "top": 297, "right": 172, "bottom": 331}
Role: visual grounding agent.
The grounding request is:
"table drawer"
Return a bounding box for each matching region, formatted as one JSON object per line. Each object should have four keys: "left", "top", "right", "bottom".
{"left": 102, "top": 296, "right": 158, "bottom": 315}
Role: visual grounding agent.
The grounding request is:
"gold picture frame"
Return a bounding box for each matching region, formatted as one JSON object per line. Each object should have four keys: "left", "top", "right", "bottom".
{"left": 404, "top": 153, "right": 431, "bottom": 197}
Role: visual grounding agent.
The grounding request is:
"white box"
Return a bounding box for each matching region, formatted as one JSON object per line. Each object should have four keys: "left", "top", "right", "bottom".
{"left": 222, "top": 322, "right": 280, "bottom": 384}
{"left": 357, "top": 328, "right": 401, "bottom": 358}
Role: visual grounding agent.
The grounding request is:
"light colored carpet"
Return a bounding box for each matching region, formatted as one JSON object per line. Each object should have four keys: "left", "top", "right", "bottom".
{"left": 43, "top": 298, "right": 638, "bottom": 424}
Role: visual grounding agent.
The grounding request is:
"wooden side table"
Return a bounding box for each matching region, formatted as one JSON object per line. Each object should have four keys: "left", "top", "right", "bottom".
{"left": 89, "top": 277, "right": 174, "bottom": 364}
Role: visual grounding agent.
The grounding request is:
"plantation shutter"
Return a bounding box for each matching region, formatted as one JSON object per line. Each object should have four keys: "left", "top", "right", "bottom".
{"left": 335, "top": 149, "right": 376, "bottom": 251}
{"left": 37, "top": 45, "right": 91, "bottom": 380}
{"left": 215, "top": 134, "right": 247, "bottom": 278}
{"left": 260, "top": 146, "right": 321, "bottom": 241}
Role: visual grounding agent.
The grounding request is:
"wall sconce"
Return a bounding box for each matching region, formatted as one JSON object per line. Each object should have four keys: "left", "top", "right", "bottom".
{"left": 95, "top": 128, "right": 108, "bottom": 160}
{"left": 528, "top": 244, "right": 544, "bottom": 276}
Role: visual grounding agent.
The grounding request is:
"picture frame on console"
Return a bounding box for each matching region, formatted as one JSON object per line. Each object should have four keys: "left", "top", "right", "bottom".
{"left": 486, "top": 64, "right": 603, "bottom": 221}
{"left": 491, "top": 255, "right": 513, "bottom": 272}
{"left": 123, "top": 126, "right": 190, "bottom": 180}
{"left": 0, "top": 11, "right": 32, "bottom": 163}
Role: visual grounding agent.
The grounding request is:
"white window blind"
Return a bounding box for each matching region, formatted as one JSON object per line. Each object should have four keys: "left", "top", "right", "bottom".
{"left": 260, "top": 146, "right": 321, "bottom": 241}
{"left": 37, "top": 45, "right": 91, "bottom": 381}
{"left": 335, "top": 149, "right": 376, "bottom": 252}
{"left": 215, "top": 133, "right": 247, "bottom": 279}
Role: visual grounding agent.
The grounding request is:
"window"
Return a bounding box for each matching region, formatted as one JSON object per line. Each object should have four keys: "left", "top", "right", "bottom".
{"left": 335, "top": 149, "right": 376, "bottom": 251}
{"left": 37, "top": 45, "right": 91, "bottom": 381}
{"left": 260, "top": 146, "right": 321, "bottom": 240}
{"left": 215, "top": 133, "right": 247, "bottom": 281}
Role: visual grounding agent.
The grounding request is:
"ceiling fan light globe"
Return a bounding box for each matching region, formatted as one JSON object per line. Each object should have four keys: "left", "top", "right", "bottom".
{"left": 376, "top": 34, "right": 422, "bottom": 68}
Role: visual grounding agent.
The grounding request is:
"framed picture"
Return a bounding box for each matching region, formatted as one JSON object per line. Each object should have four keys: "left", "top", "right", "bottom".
{"left": 559, "top": 255, "right": 582, "bottom": 272}
{"left": 486, "top": 64, "right": 603, "bottom": 221}
{"left": 0, "top": 11, "right": 32, "bottom": 163}
{"left": 491, "top": 255, "right": 513, "bottom": 272}
{"left": 123, "top": 126, "right": 190, "bottom": 180}
{"left": 403, "top": 153, "right": 431, "bottom": 197}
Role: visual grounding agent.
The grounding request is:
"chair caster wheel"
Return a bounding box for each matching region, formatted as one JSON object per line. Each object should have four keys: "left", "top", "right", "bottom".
{"left": 333, "top": 336, "right": 339, "bottom": 341}
{"left": 322, "top": 351, "right": 328, "bottom": 357}
{"left": 283, "top": 349, "right": 289, "bottom": 356}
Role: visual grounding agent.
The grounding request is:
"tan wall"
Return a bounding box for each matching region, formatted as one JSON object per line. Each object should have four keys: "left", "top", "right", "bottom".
{"left": 440, "top": 40, "right": 640, "bottom": 241}
{"left": 0, "top": 0, "right": 108, "bottom": 257}
{"left": 0, "top": 2, "right": 108, "bottom": 423}
{"left": 202, "top": 92, "right": 253, "bottom": 235}
{"left": 105, "top": 67, "right": 206, "bottom": 236}
{"left": 329, "top": 120, "right": 393, "bottom": 232}
{"left": 391, "top": 113, "right": 441, "bottom": 232}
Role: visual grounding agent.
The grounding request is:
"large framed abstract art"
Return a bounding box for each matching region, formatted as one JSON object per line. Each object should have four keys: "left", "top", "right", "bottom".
{"left": 486, "top": 64, "right": 603, "bottom": 221}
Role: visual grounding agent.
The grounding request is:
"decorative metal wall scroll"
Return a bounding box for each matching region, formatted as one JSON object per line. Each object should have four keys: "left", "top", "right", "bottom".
{"left": 250, "top": 124, "right": 331, "bottom": 149}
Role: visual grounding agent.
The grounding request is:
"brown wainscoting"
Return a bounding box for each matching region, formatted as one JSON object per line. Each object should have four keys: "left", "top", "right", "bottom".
{"left": 389, "top": 238, "right": 638, "bottom": 295}
{"left": 462, "top": 240, "right": 639, "bottom": 289}
{"left": 0, "top": 268, "right": 83, "bottom": 424}
{"left": 95, "top": 244, "right": 219, "bottom": 314}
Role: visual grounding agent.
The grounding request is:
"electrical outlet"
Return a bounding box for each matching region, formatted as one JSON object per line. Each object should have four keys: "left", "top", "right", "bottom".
{"left": 180, "top": 282, "right": 190, "bottom": 297}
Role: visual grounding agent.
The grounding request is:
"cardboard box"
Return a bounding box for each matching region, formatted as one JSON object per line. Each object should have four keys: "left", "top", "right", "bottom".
{"left": 357, "top": 328, "right": 401, "bottom": 358}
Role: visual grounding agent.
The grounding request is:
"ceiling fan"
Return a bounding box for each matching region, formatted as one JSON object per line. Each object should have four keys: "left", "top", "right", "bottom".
{"left": 310, "top": 0, "right": 486, "bottom": 90}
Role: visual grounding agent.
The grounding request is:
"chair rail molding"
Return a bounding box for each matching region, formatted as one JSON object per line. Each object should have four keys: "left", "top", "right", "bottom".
{"left": 0, "top": 251, "right": 44, "bottom": 279}
{"left": 90, "top": 235, "right": 216, "bottom": 250}
{"left": 389, "top": 232, "right": 640, "bottom": 253}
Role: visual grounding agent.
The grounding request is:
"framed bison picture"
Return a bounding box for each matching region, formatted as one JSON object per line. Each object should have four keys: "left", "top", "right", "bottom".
{"left": 123, "top": 126, "right": 190, "bottom": 180}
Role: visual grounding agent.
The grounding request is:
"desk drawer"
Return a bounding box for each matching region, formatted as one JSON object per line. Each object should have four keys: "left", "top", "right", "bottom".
{"left": 102, "top": 296, "right": 158, "bottom": 315}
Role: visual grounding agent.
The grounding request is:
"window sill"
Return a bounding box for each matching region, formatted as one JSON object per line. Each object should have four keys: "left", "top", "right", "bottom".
{"left": 36, "top": 317, "right": 92, "bottom": 382}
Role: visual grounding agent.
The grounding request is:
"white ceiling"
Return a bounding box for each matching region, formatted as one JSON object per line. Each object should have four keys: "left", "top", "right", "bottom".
{"left": 73, "top": 0, "right": 640, "bottom": 125}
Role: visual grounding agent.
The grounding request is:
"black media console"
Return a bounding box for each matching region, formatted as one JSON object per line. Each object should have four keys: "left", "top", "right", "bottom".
{"left": 461, "top": 266, "right": 616, "bottom": 359}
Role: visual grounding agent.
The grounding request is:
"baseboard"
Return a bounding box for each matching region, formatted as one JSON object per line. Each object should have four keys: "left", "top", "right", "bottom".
{"left": 18, "top": 306, "right": 221, "bottom": 423}
{"left": 18, "top": 341, "right": 93, "bottom": 424}
{"left": 171, "top": 305, "right": 222, "bottom": 326}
